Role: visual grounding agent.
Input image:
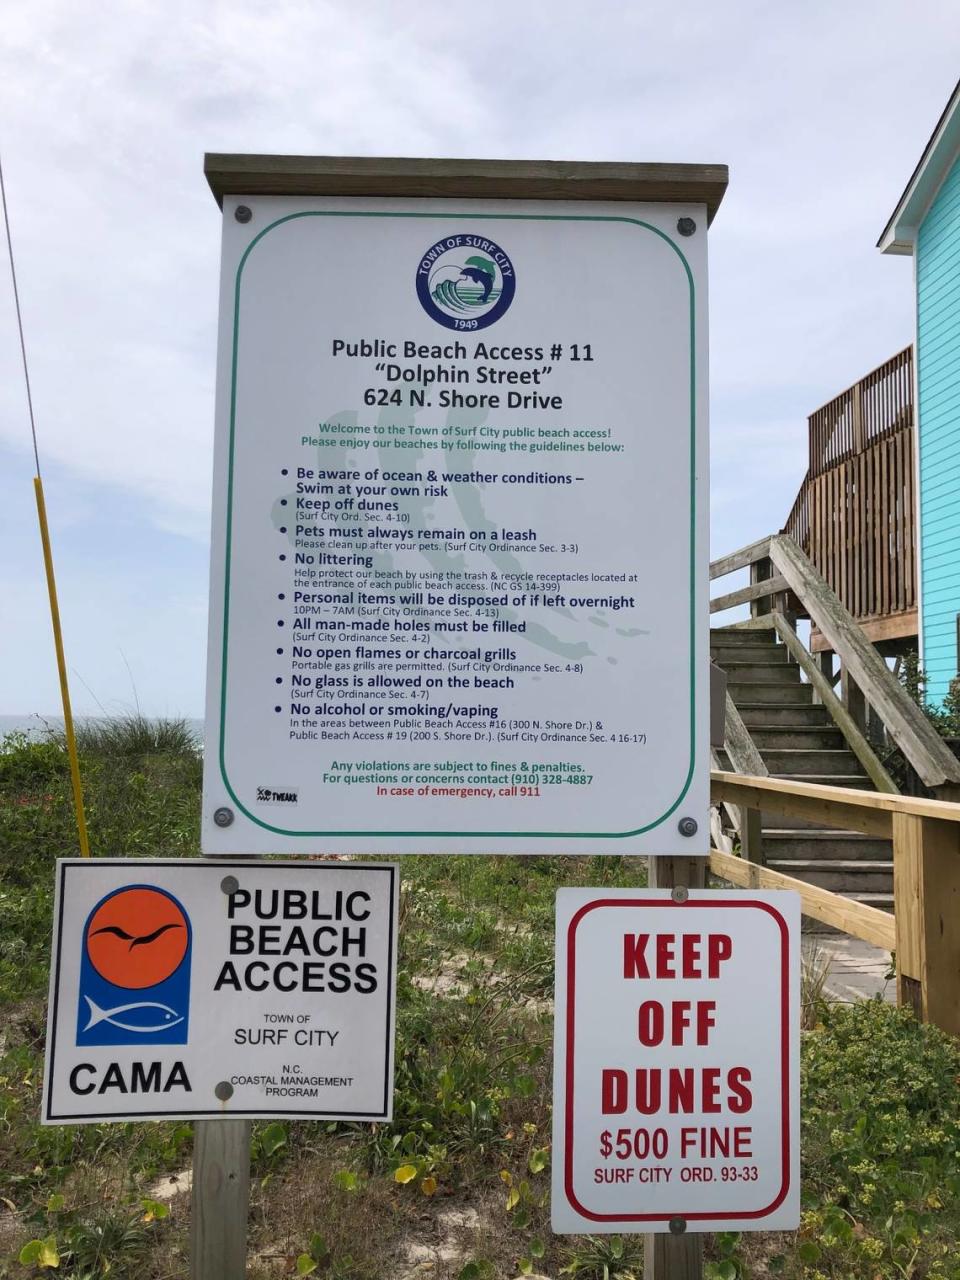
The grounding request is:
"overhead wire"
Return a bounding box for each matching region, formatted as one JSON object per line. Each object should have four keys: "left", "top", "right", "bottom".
{"left": 0, "top": 150, "right": 91, "bottom": 856}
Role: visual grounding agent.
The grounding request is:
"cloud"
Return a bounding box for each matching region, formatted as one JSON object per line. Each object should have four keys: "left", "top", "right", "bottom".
{"left": 0, "top": 0, "right": 497, "bottom": 539}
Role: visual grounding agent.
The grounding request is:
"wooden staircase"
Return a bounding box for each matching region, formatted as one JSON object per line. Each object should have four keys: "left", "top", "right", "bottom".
{"left": 711, "top": 626, "right": 894, "bottom": 911}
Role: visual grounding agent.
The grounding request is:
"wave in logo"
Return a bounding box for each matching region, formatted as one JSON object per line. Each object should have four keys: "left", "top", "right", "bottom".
{"left": 430, "top": 256, "right": 502, "bottom": 316}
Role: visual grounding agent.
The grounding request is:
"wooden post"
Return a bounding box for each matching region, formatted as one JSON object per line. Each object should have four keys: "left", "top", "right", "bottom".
{"left": 644, "top": 855, "right": 706, "bottom": 1280}
{"left": 812, "top": 651, "right": 833, "bottom": 706}
{"left": 191, "top": 1119, "right": 252, "bottom": 1280}
{"left": 841, "top": 667, "right": 868, "bottom": 737}
{"left": 741, "top": 809, "right": 763, "bottom": 865}
{"left": 892, "top": 812, "right": 960, "bottom": 1036}
{"left": 850, "top": 381, "right": 865, "bottom": 453}
{"left": 720, "top": 693, "right": 766, "bottom": 865}
{"left": 192, "top": 853, "right": 251, "bottom": 1279}
{"left": 749, "top": 557, "right": 773, "bottom": 620}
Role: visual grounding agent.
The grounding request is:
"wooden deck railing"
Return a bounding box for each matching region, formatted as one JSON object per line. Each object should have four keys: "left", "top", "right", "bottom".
{"left": 782, "top": 347, "right": 917, "bottom": 645}
{"left": 710, "top": 772, "right": 960, "bottom": 1036}
{"left": 807, "top": 345, "right": 914, "bottom": 475}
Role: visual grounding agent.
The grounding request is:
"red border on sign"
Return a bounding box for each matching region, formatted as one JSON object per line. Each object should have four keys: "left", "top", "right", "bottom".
{"left": 563, "top": 898, "right": 791, "bottom": 1223}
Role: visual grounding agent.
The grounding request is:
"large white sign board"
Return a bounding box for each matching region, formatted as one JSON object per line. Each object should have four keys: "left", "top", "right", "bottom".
{"left": 552, "top": 889, "right": 800, "bottom": 1233}
{"left": 43, "top": 860, "right": 397, "bottom": 1124}
{"left": 202, "top": 195, "right": 709, "bottom": 854}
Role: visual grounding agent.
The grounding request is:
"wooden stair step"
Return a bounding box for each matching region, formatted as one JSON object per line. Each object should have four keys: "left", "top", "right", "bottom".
{"left": 727, "top": 681, "right": 813, "bottom": 705}
{"left": 773, "top": 773, "right": 873, "bottom": 788}
{"left": 710, "top": 627, "right": 779, "bottom": 644}
{"left": 713, "top": 661, "right": 800, "bottom": 683}
{"left": 716, "top": 750, "right": 866, "bottom": 779}
{"left": 716, "top": 619, "right": 897, "bottom": 906}
{"left": 750, "top": 726, "right": 845, "bottom": 749}
{"left": 760, "top": 749, "right": 866, "bottom": 776}
{"left": 766, "top": 860, "right": 893, "bottom": 893}
{"left": 738, "top": 703, "right": 831, "bottom": 727}
{"left": 711, "top": 644, "right": 792, "bottom": 666}
{"left": 760, "top": 811, "right": 855, "bottom": 831}
{"left": 761, "top": 831, "right": 892, "bottom": 861}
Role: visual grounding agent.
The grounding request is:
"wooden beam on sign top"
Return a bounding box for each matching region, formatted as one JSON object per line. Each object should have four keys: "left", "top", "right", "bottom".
{"left": 203, "top": 154, "right": 729, "bottom": 223}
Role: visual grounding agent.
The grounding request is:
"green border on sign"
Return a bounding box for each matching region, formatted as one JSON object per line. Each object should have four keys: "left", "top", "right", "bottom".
{"left": 218, "top": 211, "right": 698, "bottom": 838}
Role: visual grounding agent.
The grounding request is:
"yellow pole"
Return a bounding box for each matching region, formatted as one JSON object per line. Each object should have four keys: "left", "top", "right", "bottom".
{"left": 33, "top": 475, "right": 91, "bottom": 857}
{"left": 2, "top": 151, "right": 90, "bottom": 857}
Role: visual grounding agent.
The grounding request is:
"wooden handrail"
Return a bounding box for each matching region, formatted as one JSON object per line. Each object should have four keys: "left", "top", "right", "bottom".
{"left": 709, "top": 848, "right": 896, "bottom": 950}
{"left": 769, "top": 534, "right": 960, "bottom": 791}
{"left": 709, "top": 574, "right": 788, "bottom": 614}
{"left": 710, "top": 535, "right": 960, "bottom": 789}
{"left": 717, "top": 613, "right": 777, "bottom": 632}
{"left": 715, "top": 695, "right": 766, "bottom": 862}
{"left": 769, "top": 612, "right": 898, "bottom": 794}
{"left": 709, "top": 536, "right": 773, "bottom": 581}
{"left": 721, "top": 695, "right": 767, "bottom": 777}
{"left": 713, "top": 772, "right": 891, "bottom": 836}
{"left": 709, "top": 536, "right": 770, "bottom": 582}
{"left": 712, "top": 770, "right": 960, "bottom": 825}
{"left": 711, "top": 770, "right": 960, "bottom": 1036}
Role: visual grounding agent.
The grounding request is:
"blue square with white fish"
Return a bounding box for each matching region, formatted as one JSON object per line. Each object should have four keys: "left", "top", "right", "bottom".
{"left": 76, "top": 884, "right": 192, "bottom": 1046}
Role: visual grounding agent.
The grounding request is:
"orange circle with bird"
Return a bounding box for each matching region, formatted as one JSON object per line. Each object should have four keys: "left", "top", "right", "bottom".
{"left": 85, "top": 887, "right": 189, "bottom": 989}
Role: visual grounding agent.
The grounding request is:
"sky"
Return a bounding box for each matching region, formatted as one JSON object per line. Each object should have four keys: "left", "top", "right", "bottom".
{"left": 1, "top": 0, "right": 958, "bottom": 717}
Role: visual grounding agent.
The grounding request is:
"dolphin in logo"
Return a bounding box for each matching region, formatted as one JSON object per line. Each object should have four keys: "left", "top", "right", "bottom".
{"left": 82, "top": 995, "right": 184, "bottom": 1034}
{"left": 459, "top": 256, "right": 495, "bottom": 302}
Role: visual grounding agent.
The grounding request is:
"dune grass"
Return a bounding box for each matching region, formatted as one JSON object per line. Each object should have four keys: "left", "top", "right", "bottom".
{"left": 55, "top": 714, "right": 201, "bottom": 759}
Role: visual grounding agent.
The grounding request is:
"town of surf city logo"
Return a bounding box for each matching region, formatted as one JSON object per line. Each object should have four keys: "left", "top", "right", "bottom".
{"left": 76, "top": 885, "right": 192, "bottom": 1046}
{"left": 416, "top": 234, "right": 516, "bottom": 331}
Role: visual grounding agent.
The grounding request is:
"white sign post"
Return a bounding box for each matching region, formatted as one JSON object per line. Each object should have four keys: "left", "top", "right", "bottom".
{"left": 552, "top": 887, "right": 800, "bottom": 1235}
{"left": 42, "top": 860, "right": 397, "bottom": 1124}
{"left": 201, "top": 165, "right": 719, "bottom": 857}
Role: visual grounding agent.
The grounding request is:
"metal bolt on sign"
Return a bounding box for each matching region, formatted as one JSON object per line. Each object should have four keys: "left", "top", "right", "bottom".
{"left": 669, "top": 1216, "right": 688, "bottom": 1234}
{"left": 676, "top": 217, "right": 696, "bottom": 237}
{"left": 234, "top": 205, "right": 252, "bottom": 223}
{"left": 213, "top": 806, "right": 234, "bottom": 828}
{"left": 214, "top": 1081, "right": 234, "bottom": 1101}
{"left": 220, "top": 875, "right": 239, "bottom": 896}
{"left": 671, "top": 885, "right": 689, "bottom": 904}
{"left": 678, "top": 816, "right": 698, "bottom": 837}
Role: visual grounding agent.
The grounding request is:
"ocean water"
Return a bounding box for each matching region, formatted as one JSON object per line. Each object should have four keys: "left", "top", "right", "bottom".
{"left": 0, "top": 715, "right": 205, "bottom": 742}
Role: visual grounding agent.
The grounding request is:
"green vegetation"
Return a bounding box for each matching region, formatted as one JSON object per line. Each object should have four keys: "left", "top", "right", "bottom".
{"left": 2, "top": 722, "right": 960, "bottom": 1277}
{"left": 794, "top": 1001, "right": 960, "bottom": 1278}
{"left": 0, "top": 723, "right": 200, "bottom": 1007}
{"left": 895, "top": 649, "right": 960, "bottom": 737}
{"left": 870, "top": 650, "right": 960, "bottom": 793}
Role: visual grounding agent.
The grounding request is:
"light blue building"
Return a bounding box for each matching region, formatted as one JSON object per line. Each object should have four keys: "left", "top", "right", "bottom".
{"left": 880, "top": 79, "right": 960, "bottom": 704}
